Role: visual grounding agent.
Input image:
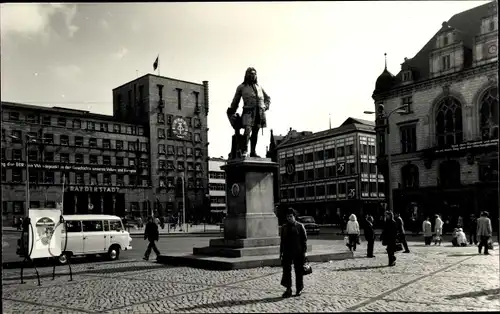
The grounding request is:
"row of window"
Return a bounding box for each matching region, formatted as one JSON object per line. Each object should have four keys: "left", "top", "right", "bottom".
{"left": 157, "top": 114, "right": 202, "bottom": 128}
{"left": 210, "top": 196, "right": 226, "bottom": 204}
{"left": 209, "top": 171, "right": 226, "bottom": 179}
{"left": 2, "top": 169, "right": 149, "bottom": 186}
{"left": 280, "top": 162, "right": 377, "bottom": 184}
{"left": 63, "top": 220, "right": 123, "bottom": 233}
{"left": 5, "top": 112, "right": 144, "bottom": 135}
{"left": 158, "top": 145, "right": 203, "bottom": 157}
{"left": 280, "top": 181, "right": 385, "bottom": 199}
{"left": 158, "top": 160, "right": 203, "bottom": 172}
{"left": 3, "top": 130, "right": 148, "bottom": 151}
{"left": 158, "top": 177, "right": 204, "bottom": 189}
{"left": 387, "top": 87, "right": 498, "bottom": 155}
{"left": 4, "top": 150, "right": 146, "bottom": 167}
{"left": 157, "top": 128, "right": 202, "bottom": 142}
{"left": 2, "top": 201, "right": 57, "bottom": 214}
{"left": 279, "top": 144, "right": 362, "bottom": 165}
{"left": 209, "top": 183, "right": 225, "bottom": 191}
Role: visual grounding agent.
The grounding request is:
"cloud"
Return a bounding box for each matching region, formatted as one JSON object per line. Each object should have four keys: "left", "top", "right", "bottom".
{"left": 112, "top": 47, "right": 129, "bottom": 60}
{"left": 0, "top": 3, "right": 79, "bottom": 39}
{"left": 49, "top": 64, "right": 82, "bottom": 81}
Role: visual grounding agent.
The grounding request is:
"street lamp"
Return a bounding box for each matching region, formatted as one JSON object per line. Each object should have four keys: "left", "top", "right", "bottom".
{"left": 180, "top": 172, "right": 186, "bottom": 233}
{"left": 364, "top": 104, "right": 408, "bottom": 212}
{"left": 9, "top": 134, "right": 37, "bottom": 218}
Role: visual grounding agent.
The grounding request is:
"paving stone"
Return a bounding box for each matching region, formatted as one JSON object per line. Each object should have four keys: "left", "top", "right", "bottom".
{"left": 441, "top": 262, "right": 499, "bottom": 278}
{"left": 383, "top": 274, "right": 500, "bottom": 310}
{"left": 104, "top": 287, "right": 369, "bottom": 313}
{"left": 353, "top": 299, "right": 499, "bottom": 312}
{"left": 121, "top": 266, "right": 280, "bottom": 286}
{"left": 3, "top": 278, "right": 207, "bottom": 312}
{"left": 2, "top": 299, "right": 89, "bottom": 314}
{"left": 1, "top": 275, "right": 92, "bottom": 294}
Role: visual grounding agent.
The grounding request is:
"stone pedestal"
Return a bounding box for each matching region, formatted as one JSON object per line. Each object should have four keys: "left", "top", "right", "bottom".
{"left": 192, "top": 157, "right": 285, "bottom": 257}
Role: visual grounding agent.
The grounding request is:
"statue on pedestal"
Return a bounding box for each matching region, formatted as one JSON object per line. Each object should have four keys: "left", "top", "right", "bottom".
{"left": 227, "top": 67, "right": 271, "bottom": 159}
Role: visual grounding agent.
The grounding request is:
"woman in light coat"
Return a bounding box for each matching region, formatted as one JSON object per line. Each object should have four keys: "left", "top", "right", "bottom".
{"left": 422, "top": 217, "right": 433, "bottom": 245}
{"left": 434, "top": 214, "right": 444, "bottom": 245}
{"left": 346, "top": 214, "right": 360, "bottom": 252}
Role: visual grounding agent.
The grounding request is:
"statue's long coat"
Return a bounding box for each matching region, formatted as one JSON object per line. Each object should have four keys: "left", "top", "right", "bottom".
{"left": 230, "top": 83, "right": 271, "bottom": 129}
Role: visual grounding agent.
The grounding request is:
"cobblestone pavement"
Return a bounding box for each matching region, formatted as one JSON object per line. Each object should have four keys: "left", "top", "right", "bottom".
{"left": 2, "top": 242, "right": 499, "bottom": 313}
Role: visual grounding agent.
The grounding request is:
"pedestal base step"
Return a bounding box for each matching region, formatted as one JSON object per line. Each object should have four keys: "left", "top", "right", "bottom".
{"left": 193, "top": 244, "right": 312, "bottom": 258}
{"left": 157, "top": 249, "right": 353, "bottom": 271}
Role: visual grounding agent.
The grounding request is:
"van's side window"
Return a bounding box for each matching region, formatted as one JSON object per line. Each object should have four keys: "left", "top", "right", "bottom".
{"left": 104, "top": 221, "right": 110, "bottom": 231}
{"left": 82, "top": 220, "right": 104, "bottom": 232}
{"left": 109, "top": 220, "right": 122, "bottom": 231}
{"left": 64, "top": 221, "right": 82, "bottom": 233}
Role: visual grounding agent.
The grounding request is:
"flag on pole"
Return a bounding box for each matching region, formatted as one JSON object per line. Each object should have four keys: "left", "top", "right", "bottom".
{"left": 153, "top": 55, "right": 159, "bottom": 71}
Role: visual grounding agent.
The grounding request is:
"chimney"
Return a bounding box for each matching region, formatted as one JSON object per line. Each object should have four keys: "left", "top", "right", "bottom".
{"left": 202, "top": 81, "right": 209, "bottom": 116}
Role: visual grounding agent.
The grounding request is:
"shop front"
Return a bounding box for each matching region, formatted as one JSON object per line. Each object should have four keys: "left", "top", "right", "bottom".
{"left": 63, "top": 185, "right": 125, "bottom": 217}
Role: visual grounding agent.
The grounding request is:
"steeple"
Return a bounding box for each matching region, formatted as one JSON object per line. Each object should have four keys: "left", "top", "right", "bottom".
{"left": 384, "top": 52, "right": 387, "bottom": 70}
{"left": 329, "top": 113, "right": 332, "bottom": 129}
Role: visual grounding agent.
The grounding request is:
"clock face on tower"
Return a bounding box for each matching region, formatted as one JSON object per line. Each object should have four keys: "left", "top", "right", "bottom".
{"left": 172, "top": 117, "right": 189, "bottom": 139}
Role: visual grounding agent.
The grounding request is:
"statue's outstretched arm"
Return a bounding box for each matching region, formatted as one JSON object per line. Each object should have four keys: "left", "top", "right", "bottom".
{"left": 229, "top": 85, "right": 243, "bottom": 114}
{"left": 262, "top": 88, "right": 271, "bottom": 111}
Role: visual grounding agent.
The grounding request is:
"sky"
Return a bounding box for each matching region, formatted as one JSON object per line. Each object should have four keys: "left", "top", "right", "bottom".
{"left": 0, "top": 1, "right": 491, "bottom": 158}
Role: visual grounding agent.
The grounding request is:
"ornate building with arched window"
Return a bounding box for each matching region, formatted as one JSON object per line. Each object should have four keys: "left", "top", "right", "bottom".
{"left": 372, "top": 1, "right": 498, "bottom": 232}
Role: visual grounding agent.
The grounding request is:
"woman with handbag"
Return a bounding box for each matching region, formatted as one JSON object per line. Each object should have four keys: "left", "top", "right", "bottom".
{"left": 346, "top": 214, "right": 360, "bottom": 252}
{"left": 279, "top": 207, "right": 308, "bottom": 298}
{"left": 381, "top": 211, "right": 398, "bottom": 267}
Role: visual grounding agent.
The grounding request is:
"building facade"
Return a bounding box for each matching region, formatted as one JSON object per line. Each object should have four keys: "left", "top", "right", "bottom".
{"left": 276, "top": 118, "right": 385, "bottom": 224}
{"left": 372, "top": 2, "right": 498, "bottom": 230}
{"left": 208, "top": 157, "right": 227, "bottom": 223}
{"left": 1, "top": 74, "right": 210, "bottom": 224}
{"left": 1, "top": 103, "right": 150, "bottom": 221}
{"left": 112, "top": 74, "right": 210, "bottom": 223}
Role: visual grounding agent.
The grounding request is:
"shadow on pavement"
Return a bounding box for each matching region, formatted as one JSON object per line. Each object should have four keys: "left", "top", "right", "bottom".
{"left": 176, "top": 296, "right": 283, "bottom": 311}
{"left": 333, "top": 265, "right": 388, "bottom": 272}
{"left": 445, "top": 288, "right": 500, "bottom": 301}
{"left": 2, "top": 263, "right": 168, "bottom": 282}
{"left": 447, "top": 253, "right": 480, "bottom": 257}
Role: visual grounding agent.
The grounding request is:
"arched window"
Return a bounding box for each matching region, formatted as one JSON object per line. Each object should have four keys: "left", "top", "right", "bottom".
{"left": 401, "top": 164, "right": 419, "bottom": 188}
{"left": 438, "top": 160, "right": 461, "bottom": 187}
{"left": 480, "top": 87, "right": 499, "bottom": 140}
{"left": 435, "top": 97, "right": 463, "bottom": 147}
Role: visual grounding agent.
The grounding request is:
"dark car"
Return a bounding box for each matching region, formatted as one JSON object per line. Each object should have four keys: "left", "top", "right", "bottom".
{"left": 298, "top": 216, "right": 320, "bottom": 235}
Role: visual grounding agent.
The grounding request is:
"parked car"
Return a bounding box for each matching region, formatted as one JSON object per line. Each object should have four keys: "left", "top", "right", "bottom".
{"left": 298, "top": 216, "right": 320, "bottom": 235}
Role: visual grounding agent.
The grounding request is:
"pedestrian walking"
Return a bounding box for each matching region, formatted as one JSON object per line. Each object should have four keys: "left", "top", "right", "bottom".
{"left": 468, "top": 214, "right": 478, "bottom": 245}
{"left": 434, "top": 214, "right": 443, "bottom": 245}
{"left": 394, "top": 212, "right": 410, "bottom": 253}
{"left": 422, "top": 217, "right": 433, "bottom": 245}
{"left": 143, "top": 217, "right": 161, "bottom": 261}
{"left": 477, "top": 211, "right": 492, "bottom": 255}
{"left": 364, "top": 215, "right": 375, "bottom": 258}
{"left": 346, "top": 214, "right": 360, "bottom": 252}
{"left": 381, "top": 211, "right": 398, "bottom": 267}
{"left": 279, "top": 207, "right": 307, "bottom": 298}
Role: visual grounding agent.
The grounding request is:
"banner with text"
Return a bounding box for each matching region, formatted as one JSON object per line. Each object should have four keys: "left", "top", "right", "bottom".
{"left": 1, "top": 161, "right": 137, "bottom": 174}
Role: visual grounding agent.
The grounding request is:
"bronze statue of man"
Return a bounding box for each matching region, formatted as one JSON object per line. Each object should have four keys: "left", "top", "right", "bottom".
{"left": 227, "top": 67, "right": 271, "bottom": 158}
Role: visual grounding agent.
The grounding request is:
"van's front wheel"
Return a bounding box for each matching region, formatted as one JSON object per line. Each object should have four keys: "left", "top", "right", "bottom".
{"left": 108, "top": 246, "right": 120, "bottom": 261}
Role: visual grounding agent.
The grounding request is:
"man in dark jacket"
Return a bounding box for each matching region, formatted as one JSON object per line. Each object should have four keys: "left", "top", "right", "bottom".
{"left": 394, "top": 212, "right": 410, "bottom": 253}
{"left": 280, "top": 207, "right": 307, "bottom": 298}
{"left": 468, "top": 214, "right": 478, "bottom": 245}
{"left": 364, "top": 215, "right": 375, "bottom": 258}
{"left": 381, "top": 211, "right": 398, "bottom": 266}
{"left": 143, "top": 216, "right": 161, "bottom": 261}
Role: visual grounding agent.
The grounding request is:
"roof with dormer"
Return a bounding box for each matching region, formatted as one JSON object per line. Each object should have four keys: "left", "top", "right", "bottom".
{"left": 373, "top": 1, "right": 495, "bottom": 96}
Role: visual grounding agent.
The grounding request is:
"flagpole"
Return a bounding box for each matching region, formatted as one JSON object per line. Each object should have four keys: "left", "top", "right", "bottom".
{"left": 158, "top": 54, "right": 161, "bottom": 76}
